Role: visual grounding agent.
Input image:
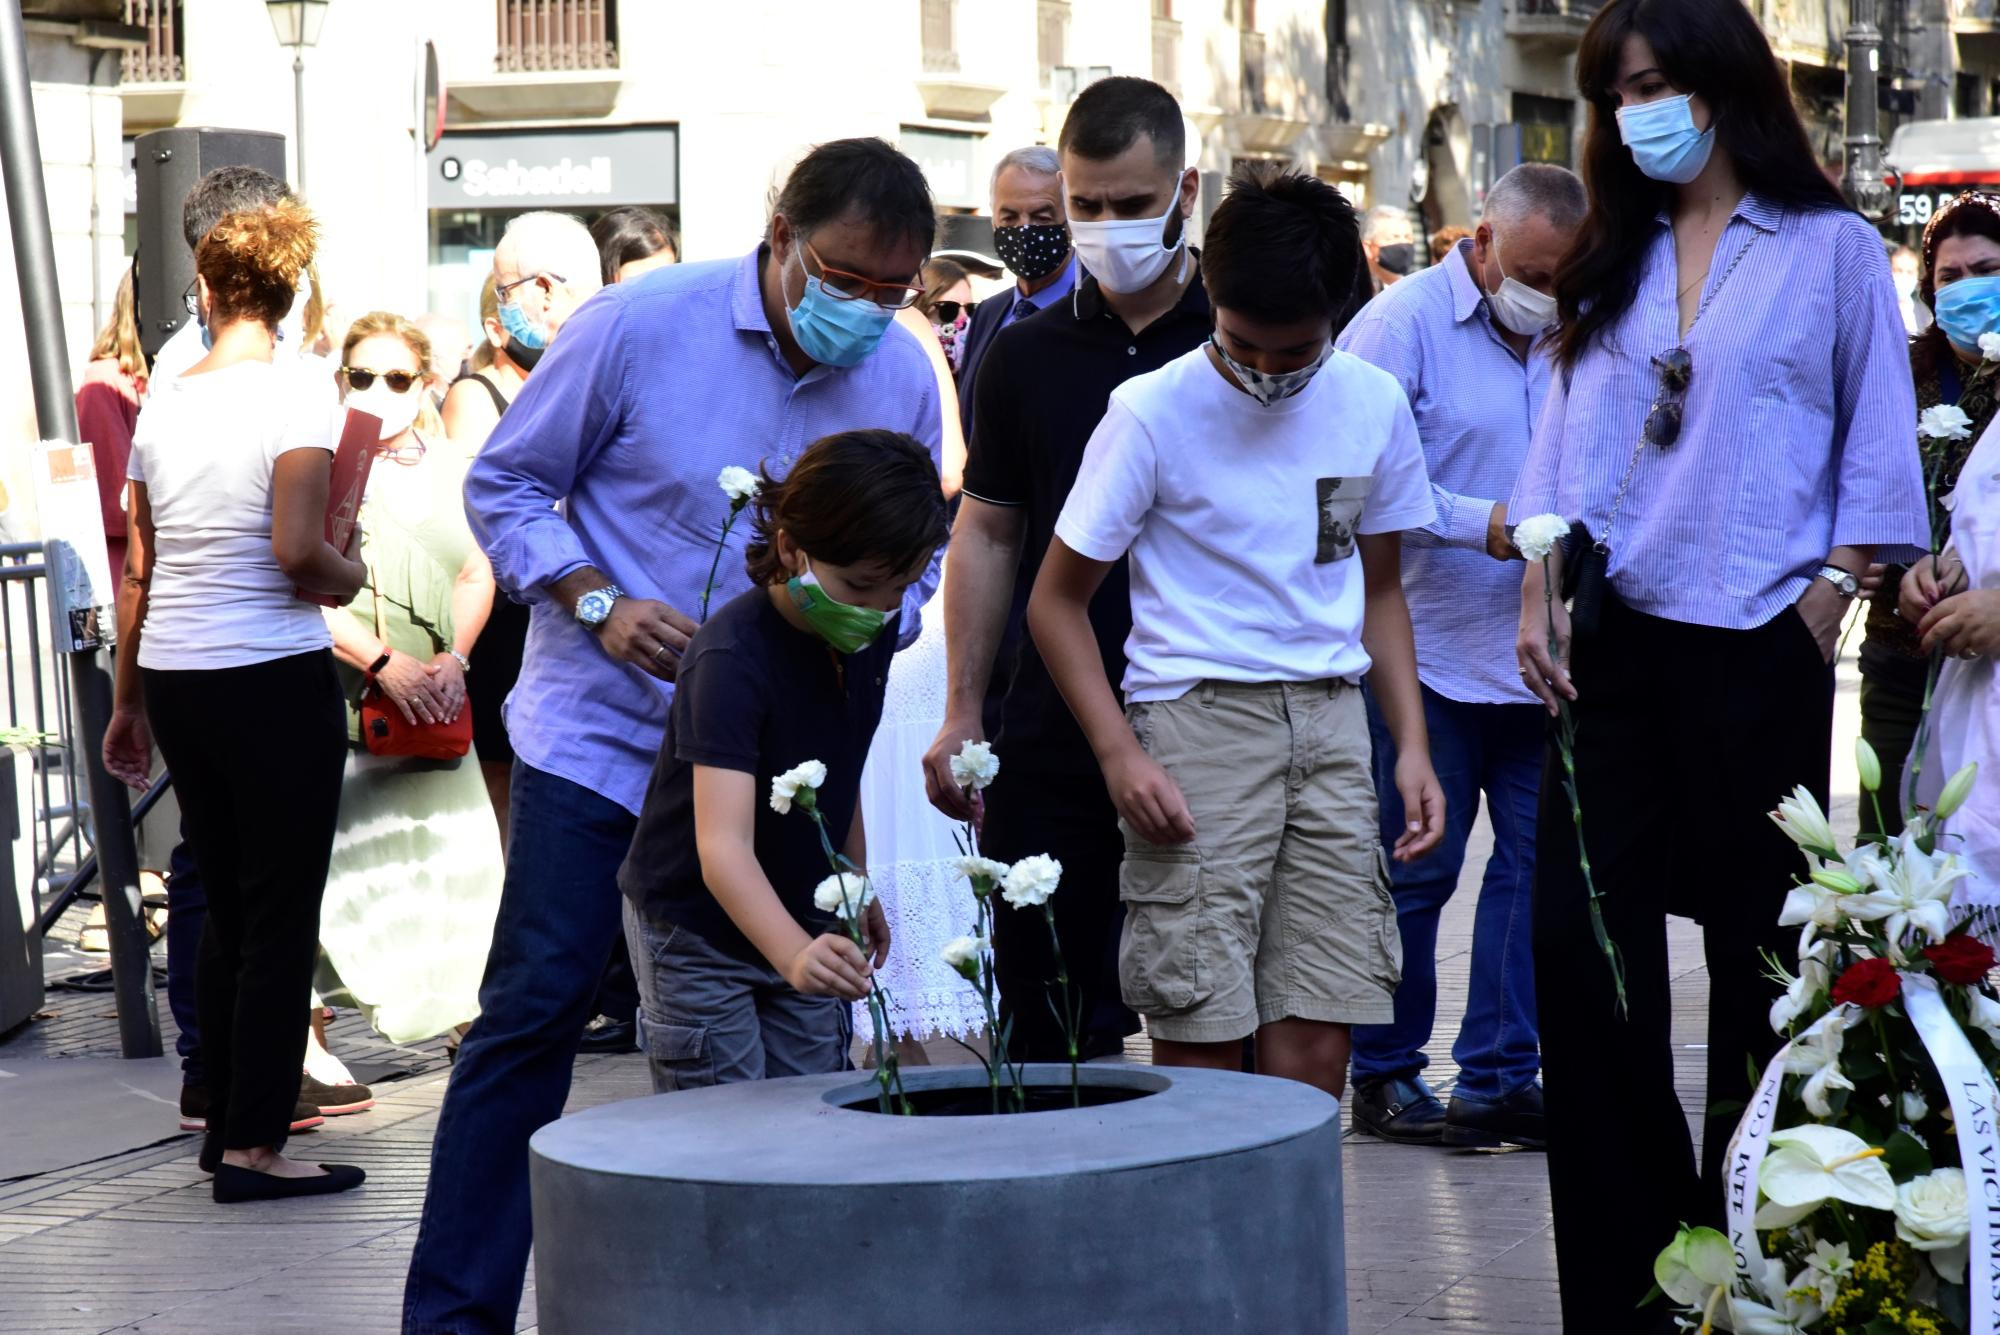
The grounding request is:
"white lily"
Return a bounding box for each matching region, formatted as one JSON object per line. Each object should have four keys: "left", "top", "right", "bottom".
{"left": 1753, "top": 1124, "right": 1896, "bottom": 1231}
{"left": 1781, "top": 1007, "right": 1856, "bottom": 1119}
{"left": 1856, "top": 738, "right": 1883, "bottom": 794}
{"left": 1768, "top": 964, "right": 1821, "bottom": 1035}
{"left": 1967, "top": 988, "right": 2000, "bottom": 1045}
{"left": 1770, "top": 785, "right": 1839, "bottom": 861}
{"left": 1778, "top": 876, "right": 1854, "bottom": 950}
{"left": 1845, "top": 831, "right": 1968, "bottom": 956}
{"left": 1726, "top": 1258, "right": 1822, "bottom": 1334}
{"left": 1937, "top": 762, "right": 1979, "bottom": 822}
{"left": 1800, "top": 1238, "right": 1851, "bottom": 1309}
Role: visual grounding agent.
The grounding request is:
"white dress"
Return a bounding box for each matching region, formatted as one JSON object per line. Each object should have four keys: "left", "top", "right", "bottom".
{"left": 856, "top": 580, "right": 986, "bottom": 1042}
{"left": 1919, "top": 418, "right": 2000, "bottom": 907}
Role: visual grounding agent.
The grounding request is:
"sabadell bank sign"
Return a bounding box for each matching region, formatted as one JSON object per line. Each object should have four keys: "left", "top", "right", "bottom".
{"left": 428, "top": 125, "right": 678, "bottom": 211}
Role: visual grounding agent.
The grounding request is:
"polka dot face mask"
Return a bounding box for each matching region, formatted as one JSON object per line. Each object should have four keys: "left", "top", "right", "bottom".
{"left": 992, "top": 223, "right": 1071, "bottom": 281}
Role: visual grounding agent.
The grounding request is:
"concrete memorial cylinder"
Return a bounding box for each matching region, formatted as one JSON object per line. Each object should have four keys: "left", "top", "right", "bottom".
{"left": 529, "top": 1063, "right": 1346, "bottom": 1334}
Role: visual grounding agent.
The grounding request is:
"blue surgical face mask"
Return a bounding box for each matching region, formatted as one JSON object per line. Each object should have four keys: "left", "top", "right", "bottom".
{"left": 786, "top": 247, "right": 896, "bottom": 368}
{"left": 1615, "top": 93, "right": 1716, "bottom": 185}
{"left": 1933, "top": 274, "right": 2000, "bottom": 353}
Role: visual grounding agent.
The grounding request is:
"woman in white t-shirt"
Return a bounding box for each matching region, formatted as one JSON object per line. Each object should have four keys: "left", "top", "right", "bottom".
{"left": 103, "top": 199, "right": 369, "bottom": 1204}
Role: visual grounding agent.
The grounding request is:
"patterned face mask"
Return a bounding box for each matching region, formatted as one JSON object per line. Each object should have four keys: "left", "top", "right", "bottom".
{"left": 992, "top": 223, "right": 1071, "bottom": 281}
{"left": 1210, "top": 334, "right": 1332, "bottom": 407}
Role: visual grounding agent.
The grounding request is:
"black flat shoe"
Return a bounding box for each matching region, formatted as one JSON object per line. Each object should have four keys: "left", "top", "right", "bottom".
{"left": 1349, "top": 1074, "right": 1447, "bottom": 1144}
{"left": 212, "top": 1162, "right": 365, "bottom": 1203}
{"left": 196, "top": 1102, "right": 324, "bottom": 1174}
{"left": 1442, "top": 1082, "right": 1546, "bottom": 1150}
{"left": 577, "top": 1015, "right": 637, "bottom": 1054}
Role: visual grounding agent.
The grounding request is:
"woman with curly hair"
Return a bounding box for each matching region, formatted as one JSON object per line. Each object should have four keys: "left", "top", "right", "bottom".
{"left": 104, "top": 198, "right": 368, "bottom": 1203}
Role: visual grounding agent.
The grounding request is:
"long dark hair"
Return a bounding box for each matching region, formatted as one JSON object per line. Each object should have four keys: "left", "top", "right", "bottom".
{"left": 1553, "top": 0, "right": 1847, "bottom": 369}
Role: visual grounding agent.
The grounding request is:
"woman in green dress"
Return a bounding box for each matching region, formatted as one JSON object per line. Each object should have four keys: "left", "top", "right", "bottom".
{"left": 314, "top": 311, "right": 506, "bottom": 1048}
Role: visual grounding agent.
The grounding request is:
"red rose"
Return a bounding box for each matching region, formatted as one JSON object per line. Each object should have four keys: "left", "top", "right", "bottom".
{"left": 1923, "top": 936, "right": 1997, "bottom": 986}
{"left": 1831, "top": 957, "right": 1901, "bottom": 1009}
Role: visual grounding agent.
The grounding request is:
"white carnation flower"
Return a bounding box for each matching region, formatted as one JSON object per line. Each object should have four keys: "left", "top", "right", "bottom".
{"left": 1919, "top": 403, "right": 1974, "bottom": 441}
{"left": 1512, "top": 512, "right": 1570, "bottom": 563}
{"left": 1000, "top": 854, "right": 1062, "bottom": 908}
{"left": 717, "top": 465, "right": 760, "bottom": 505}
{"left": 956, "top": 855, "right": 1010, "bottom": 891}
{"left": 1894, "top": 1167, "right": 1971, "bottom": 1281}
{"left": 1981, "top": 331, "right": 2000, "bottom": 362}
{"left": 812, "top": 872, "right": 874, "bottom": 920}
{"left": 949, "top": 739, "right": 1001, "bottom": 791}
{"left": 939, "top": 934, "right": 988, "bottom": 968}
{"left": 769, "top": 759, "right": 828, "bottom": 814}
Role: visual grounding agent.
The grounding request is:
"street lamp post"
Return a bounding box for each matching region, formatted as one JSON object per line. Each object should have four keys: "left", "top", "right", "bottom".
{"left": 1842, "top": 0, "right": 1894, "bottom": 222}
{"left": 265, "top": 1, "right": 329, "bottom": 192}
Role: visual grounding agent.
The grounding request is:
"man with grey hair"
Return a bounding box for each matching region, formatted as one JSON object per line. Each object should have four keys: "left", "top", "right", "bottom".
{"left": 1363, "top": 202, "right": 1417, "bottom": 290}
{"left": 489, "top": 210, "right": 604, "bottom": 373}
{"left": 1335, "top": 162, "right": 1586, "bottom": 1152}
{"left": 956, "top": 144, "right": 1077, "bottom": 431}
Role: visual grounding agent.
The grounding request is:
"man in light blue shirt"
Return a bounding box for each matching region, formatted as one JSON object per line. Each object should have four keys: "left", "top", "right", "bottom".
{"left": 1336, "top": 164, "right": 1585, "bottom": 1152}
{"left": 403, "top": 137, "right": 942, "bottom": 1335}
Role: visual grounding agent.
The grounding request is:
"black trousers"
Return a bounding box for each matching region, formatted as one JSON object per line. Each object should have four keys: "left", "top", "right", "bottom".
{"left": 1534, "top": 592, "right": 1831, "bottom": 1331}
{"left": 983, "top": 766, "right": 1139, "bottom": 1060}
{"left": 144, "top": 650, "right": 348, "bottom": 1152}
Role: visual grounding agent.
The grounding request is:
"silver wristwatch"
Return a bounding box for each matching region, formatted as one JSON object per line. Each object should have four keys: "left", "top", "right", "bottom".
{"left": 574, "top": 584, "right": 625, "bottom": 629}
{"left": 1816, "top": 565, "right": 1859, "bottom": 599}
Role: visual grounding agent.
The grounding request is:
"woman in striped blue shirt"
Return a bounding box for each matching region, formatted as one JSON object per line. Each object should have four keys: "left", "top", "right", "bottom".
{"left": 1509, "top": 0, "right": 1928, "bottom": 1325}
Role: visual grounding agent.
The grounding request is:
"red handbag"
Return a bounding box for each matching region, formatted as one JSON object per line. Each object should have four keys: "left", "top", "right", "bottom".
{"left": 357, "top": 569, "right": 471, "bottom": 760}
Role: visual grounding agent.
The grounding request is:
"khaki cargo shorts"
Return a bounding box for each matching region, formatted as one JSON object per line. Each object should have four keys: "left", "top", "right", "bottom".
{"left": 1119, "top": 680, "right": 1401, "bottom": 1044}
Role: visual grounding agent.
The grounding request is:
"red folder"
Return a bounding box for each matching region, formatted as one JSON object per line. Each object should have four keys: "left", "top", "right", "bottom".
{"left": 295, "top": 406, "right": 381, "bottom": 606}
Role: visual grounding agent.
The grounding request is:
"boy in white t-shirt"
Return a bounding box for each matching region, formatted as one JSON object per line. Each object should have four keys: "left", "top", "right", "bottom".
{"left": 1026, "top": 164, "right": 1446, "bottom": 1096}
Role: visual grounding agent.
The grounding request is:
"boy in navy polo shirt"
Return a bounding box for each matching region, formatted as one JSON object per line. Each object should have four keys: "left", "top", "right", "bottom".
{"left": 618, "top": 430, "right": 949, "bottom": 1090}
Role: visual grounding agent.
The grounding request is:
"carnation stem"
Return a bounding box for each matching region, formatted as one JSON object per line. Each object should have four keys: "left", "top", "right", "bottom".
{"left": 1042, "top": 904, "right": 1081, "bottom": 1106}
{"left": 698, "top": 503, "right": 745, "bottom": 624}
{"left": 807, "top": 804, "right": 908, "bottom": 1113}
{"left": 1545, "top": 558, "right": 1626, "bottom": 1020}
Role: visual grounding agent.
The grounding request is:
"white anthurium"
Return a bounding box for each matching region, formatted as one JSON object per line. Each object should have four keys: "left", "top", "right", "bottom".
{"left": 1512, "top": 512, "right": 1571, "bottom": 562}
{"left": 1653, "top": 1225, "right": 1735, "bottom": 1310}
{"left": 1920, "top": 403, "right": 1974, "bottom": 440}
{"left": 1800, "top": 1238, "right": 1852, "bottom": 1309}
{"left": 1782, "top": 1007, "right": 1857, "bottom": 1119}
{"left": 1893, "top": 1167, "right": 1972, "bottom": 1282}
{"left": 1969, "top": 989, "right": 2000, "bottom": 1045}
{"left": 1726, "top": 1258, "right": 1822, "bottom": 1335}
{"left": 1770, "top": 785, "right": 1839, "bottom": 861}
{"left": 1754, "top": 1124, "right": 1898, "bottom": 1230}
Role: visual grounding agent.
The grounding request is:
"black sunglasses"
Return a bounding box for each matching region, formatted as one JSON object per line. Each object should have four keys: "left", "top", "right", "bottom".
{"left": 343, "top": 367, "right": 422, "bottom": 393}
{"left": 1643, "top": 347, "right": 1692, "bottom": 448}
{"left": 931, "top": 300, "right": 975, "bottom": 324}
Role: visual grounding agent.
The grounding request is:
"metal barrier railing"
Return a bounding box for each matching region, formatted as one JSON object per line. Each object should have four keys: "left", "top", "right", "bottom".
{"left": 0, "top": 541, "right": 89, "bottom": 924}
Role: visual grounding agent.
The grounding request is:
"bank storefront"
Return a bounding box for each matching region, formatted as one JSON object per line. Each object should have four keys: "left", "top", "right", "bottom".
{"left": 426, "top": 123, "right": 679, "bottom": 332}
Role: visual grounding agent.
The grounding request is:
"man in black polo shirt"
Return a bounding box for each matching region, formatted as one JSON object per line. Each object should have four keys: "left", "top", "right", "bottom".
{"left": 922, "top": 76, "right": 1212, "bottom": 1061}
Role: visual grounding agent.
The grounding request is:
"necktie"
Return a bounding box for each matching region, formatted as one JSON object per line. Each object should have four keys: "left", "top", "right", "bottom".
{"left": 1011, "top": 296, "right": 1036, "bottom": 325}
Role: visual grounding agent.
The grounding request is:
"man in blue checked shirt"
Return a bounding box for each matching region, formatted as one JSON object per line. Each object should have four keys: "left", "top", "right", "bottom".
{"left": 1336, "top": 164, "right": 1586, "bottom": 1153}
{"left": 403, "top": 137, "right": 943, "bottom": 1335}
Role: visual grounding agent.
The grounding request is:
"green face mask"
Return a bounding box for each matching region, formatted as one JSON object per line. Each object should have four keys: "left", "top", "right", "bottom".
{"left": 787, "top": 560, "right": 889, "bottom": 654}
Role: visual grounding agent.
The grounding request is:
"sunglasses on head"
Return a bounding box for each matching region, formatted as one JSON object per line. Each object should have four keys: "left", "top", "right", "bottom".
{"left": 931, "top": 300, "right": 974, "bottom": 324}
{"left": 343, "top": 367, "right": 422, "bottom": 394}
{"left": 1643, "top": 346, "right": 1692, "bottom": 448}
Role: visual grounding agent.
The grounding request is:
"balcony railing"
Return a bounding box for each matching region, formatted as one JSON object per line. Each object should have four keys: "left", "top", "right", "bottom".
{"left": 922, "top": 0, "right": 957, "bottom": 73}
{"left": 1241, "top": 29, "right": 1268, "bottom": 114}
{"left": 496, "top": 0, "right": 617, "bottom": 73}
{"left": 120, "top": 0, "right": 182, "bottom": 84}
{"left": 1038, "top": 0, "right": 1069, "bottom": 87}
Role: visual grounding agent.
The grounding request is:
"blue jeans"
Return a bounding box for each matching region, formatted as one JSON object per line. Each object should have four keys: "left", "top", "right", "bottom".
{"left": 165, "top": 825, "right": 205, "bottom": 1086}
{"left": 403, "top": 762, "right": 634, "bottom": 1335}
{"left": 1351, "top": 684, "right": 1541, "bottom": 1102}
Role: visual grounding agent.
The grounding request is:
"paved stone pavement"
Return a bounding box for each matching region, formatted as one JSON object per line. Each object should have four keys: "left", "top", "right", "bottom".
{"left": 0, "top": 666, "right": 1872, "bottom": 1334}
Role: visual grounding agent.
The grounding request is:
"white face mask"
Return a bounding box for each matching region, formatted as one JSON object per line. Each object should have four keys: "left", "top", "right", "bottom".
{"left": 347, "top": 383, "right": 423, "bottom": 441}
{"left": 1068, "top": 172, "right": 1192, "bottom": 294}
{"left": 1485, "top": 234, "right": 1557, "bottom": 337}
